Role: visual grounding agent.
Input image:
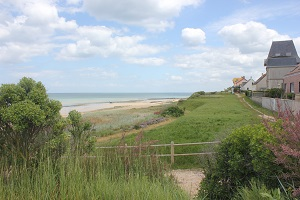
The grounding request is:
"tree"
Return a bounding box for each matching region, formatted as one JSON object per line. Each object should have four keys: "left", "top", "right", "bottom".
{"left": 0, "top": 77, "right": 65, "bottom": 164}
{"left": 67, "top": 110, "right": 95, "bottom": 155}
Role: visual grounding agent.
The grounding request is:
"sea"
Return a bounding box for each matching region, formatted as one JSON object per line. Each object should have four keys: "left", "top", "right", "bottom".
{"left": 48, "top": 93, "right": 192, "bottom": 107}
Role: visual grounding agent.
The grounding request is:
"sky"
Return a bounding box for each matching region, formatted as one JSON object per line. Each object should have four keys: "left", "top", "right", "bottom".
{"left": 1, "top": 0, "right": 300, "bottom": 93}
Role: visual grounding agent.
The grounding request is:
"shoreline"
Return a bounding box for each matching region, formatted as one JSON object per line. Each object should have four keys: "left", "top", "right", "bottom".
{"left": 60, "top": 98, "right": 181, "bottom": 117}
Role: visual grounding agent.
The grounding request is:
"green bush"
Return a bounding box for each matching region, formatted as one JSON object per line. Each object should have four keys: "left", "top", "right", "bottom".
{"left": 264, "top": 88, "right": 284, "bottom": 98}
{"left": 198, "top": 124, "right": 281, "bottom": 199}
{"left": 161, "top": 106, "right": 184, "bottom": 117}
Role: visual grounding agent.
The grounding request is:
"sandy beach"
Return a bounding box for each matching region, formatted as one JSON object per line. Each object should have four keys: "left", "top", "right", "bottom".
{"left": 60, "top": 99, "right": 180, "bottom": 117}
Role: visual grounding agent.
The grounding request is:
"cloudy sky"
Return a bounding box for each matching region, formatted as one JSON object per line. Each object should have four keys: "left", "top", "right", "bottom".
{"left": 1, "top": 0, "right": 300, "bottom": 93}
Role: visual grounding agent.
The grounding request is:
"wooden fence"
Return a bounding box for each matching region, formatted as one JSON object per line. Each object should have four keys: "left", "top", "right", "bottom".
{"left": 96, "top": 141, "right": 220, "bottom": 164}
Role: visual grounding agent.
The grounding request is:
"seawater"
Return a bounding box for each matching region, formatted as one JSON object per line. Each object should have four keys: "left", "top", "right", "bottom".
{"left": 48, "top": 93, "right": 192, "bottom": 107}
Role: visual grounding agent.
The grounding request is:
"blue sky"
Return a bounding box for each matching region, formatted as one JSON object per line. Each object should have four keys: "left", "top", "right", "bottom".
{"left": 1, "top": 0, "right": 300, "bottom": 93}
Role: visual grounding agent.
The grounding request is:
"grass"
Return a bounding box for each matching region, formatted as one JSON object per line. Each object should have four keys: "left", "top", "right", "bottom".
{"left": 98, "top": 94, "right": 265, "bottom": 168}
{"left": 0, "top": 151, "right": 190, "bottom": 200}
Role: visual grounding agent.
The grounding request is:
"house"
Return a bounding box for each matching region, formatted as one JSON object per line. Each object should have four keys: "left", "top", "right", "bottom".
{"left": 283, "top": 65, "right": 300, "bottom": 94}
{"left": 241, "top": 78, "right": 255, "bottom": 91}
{"left": 232, "top": 76, "right": 247, "bottom": 87}
{"left": 264, "top": 40, "right": 300, "bottom": 89}
{"left": 253, "top": 73, "right": 267, "bottom": 91}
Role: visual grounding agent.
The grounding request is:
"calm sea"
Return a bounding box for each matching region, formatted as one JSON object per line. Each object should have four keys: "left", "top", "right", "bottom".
{"left": 48, "top": 93, "right": 192, "bottom": 107}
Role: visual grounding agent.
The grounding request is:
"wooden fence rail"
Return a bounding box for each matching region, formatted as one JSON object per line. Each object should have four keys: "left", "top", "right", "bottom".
{"left": 96, "top": 141, "right": 220, "bottom": 164}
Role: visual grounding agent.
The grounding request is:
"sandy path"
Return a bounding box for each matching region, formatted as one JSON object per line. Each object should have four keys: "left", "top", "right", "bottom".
{"left": 169, "top": 169, "right": 204, "bottom": 199}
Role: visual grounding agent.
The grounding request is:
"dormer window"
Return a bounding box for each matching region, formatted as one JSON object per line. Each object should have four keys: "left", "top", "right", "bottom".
{"left": 275, "top": 53, "right": 280, "bottom": 57}
{"left": 286, "top": 52, "right": 292, "bottom": 56}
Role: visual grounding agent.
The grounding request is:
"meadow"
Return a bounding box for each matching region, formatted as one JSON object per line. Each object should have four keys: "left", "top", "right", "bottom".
{"left": 93, "top": 93, "right": 269, "bottom": 168}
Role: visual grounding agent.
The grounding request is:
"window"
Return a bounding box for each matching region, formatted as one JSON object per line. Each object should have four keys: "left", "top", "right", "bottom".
{"left": 290, "top": 82, "right": 294, "bottom": 93}
{"left": 299, "top": 82, "right": 300, "bottom": 93}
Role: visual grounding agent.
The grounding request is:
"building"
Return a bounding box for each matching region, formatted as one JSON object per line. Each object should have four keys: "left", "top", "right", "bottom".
{"left": 241, "top": 78, "right": 255, "bottom": 91}
{"left": 283, "top": 65, "right": 300, "bottom": 94}
{"left": 232, "top": 76, "right": 247, "bottom": 87}
{"left": 253, "top": 73, "right": 267, "bottom": 91}
{"left": 264, "top": 40, "right": 300, "bottom": 89}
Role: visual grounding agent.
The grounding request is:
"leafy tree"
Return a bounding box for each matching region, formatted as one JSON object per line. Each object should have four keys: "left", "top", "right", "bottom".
{"left": 67, "top": 110, "right": 95, "bottom": 155}
{"left": 0, "top": 77, "right": 65, "bottom": 164}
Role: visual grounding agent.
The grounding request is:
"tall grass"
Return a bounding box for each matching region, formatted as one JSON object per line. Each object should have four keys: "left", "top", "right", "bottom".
{"left": 0, "top": 150, "right": 189, "bottom": 199}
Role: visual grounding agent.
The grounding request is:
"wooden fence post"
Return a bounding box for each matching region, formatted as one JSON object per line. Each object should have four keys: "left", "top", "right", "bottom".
{"left": 171, "top": 141, "right": 174, "bottom": 164}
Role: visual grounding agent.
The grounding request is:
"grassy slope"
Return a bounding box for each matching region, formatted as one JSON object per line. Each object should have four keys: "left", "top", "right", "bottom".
{"left": 101, "top": 94, "right": 264, "bottom": 168}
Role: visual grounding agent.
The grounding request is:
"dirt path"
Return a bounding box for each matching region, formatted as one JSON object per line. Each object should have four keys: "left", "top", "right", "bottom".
{"left": 169, "top": 169, "right": 204, "bottom": 199}
{"left": 236, "top": 94, "right": 275, "bottom": 121}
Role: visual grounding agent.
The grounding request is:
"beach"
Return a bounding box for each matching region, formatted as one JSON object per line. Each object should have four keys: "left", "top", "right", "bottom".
{"left": 60, "top": 99, "right": 180, "bottom": 117}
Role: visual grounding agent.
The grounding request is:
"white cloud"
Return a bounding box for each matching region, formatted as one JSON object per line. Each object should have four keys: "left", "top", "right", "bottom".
{"left": 182, "top": 28, "right": 206, "bottom": 46}
{"left": 170, "top": 75, "right": 183, "bottom": 81}
{"left": 76, "top": 67, "right": 117, "bottom": 78}
{"left": 218, "top": 21, "right": 290, "bottom": 53}
{"left": 83, "top": 0, "right": 203, "bottom": 31}
{"left": 58, "top": 26, "right": 165, "bottom": 59}
{"left": 124, "top": 57, "right": 166, "bottom": 66}
{"left": 0, "top": 0, "right": 78, "bottom": 64}
{"left": 174, "top": 47, "right": 266, "bottom": 83}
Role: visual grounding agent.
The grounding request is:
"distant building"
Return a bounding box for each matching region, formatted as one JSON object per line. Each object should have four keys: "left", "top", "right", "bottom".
{"left": 241, "top": 78, "right": 255, "bottom": 91}
{"left": 264, "top": 40, "right": 300, "bottom": 89}
{"left": 232, "top": 76, "right": 247, "bottom": 87}
{"left": 253, "top": 73, "right": 267, "bottom": 91}
{"left": 283, "top": 65, "right": 300, "bottom": 94}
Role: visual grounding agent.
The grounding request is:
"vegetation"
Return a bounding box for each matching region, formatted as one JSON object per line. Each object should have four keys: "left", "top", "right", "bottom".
{"left": 101, "top": 93, "right": 262, "bottom": 169}
{"left": 264, "top": 88, "right": 284, "bottom": 98}
{"left": 198, "top": 124, "right": 281, "bottom": 199}
{"left": 161, "top": 106, "right": 184, "bottom": 117}
{"left": 0, "top": 78, "right": 189, "bottom": 199}
{"left": 67, "top": 110, "right": 96, "bottom": 155}
{"left": 0, "top": 152, "right": 189, "bottom": 199}
{"left": 264, "top": 108, "right": 300, "bottom": 197}
{"left": 0, "top": 77, "right": 65, "bottom": 164}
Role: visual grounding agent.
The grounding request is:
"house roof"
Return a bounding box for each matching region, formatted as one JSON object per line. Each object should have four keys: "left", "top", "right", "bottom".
{"left": 253, "top": 73, "right": 266, "bottom": 85}
{"left": 265, "top": 40, "right": 300, "bottom": 66}
{"left": 284, "top": 65, "right": 300, "bottom": 77}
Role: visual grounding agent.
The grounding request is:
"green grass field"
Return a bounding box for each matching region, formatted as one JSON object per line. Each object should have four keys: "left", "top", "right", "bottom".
{"left": 97, "top": 93, "right": 266, "bottom": 168}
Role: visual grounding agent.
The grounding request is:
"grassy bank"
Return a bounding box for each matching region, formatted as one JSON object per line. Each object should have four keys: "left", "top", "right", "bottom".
{"left": 98, "top": 94, "right": 264, "bottom": 168}
{"left": 0, "top": 152, "right": 189, "bottom": 200}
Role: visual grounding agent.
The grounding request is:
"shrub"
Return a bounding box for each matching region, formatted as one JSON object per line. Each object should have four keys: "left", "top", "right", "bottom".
{"left": 0, "top": 77, "right": 65, "bottom": 164}
{"left": 161, "top": 106, "right": 184, "bottom": 117}
{"left": 286, "top": 93, "right": 295, "bottom": 100}
{"left": 67, "top": 110, "right": 96, "bottom": 155}
{"left": 264, "top": 88, "right": 284, "bottom": 98}
{"left": 264, "top": 108, "right": 300, "bottom": 198}
{"left": 198, "top": 124, "right": 281, "bottom": 199}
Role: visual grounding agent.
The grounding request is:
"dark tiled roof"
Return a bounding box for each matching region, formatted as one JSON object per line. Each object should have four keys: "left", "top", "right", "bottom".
{"left": 253, "top": 73, "right": 266, "bottom": 85}
{"left": 265, "top": 40, "right": 300, "bottom": 66}
{"left": 266, "top": 57, "right": 297, "bottom": 66}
